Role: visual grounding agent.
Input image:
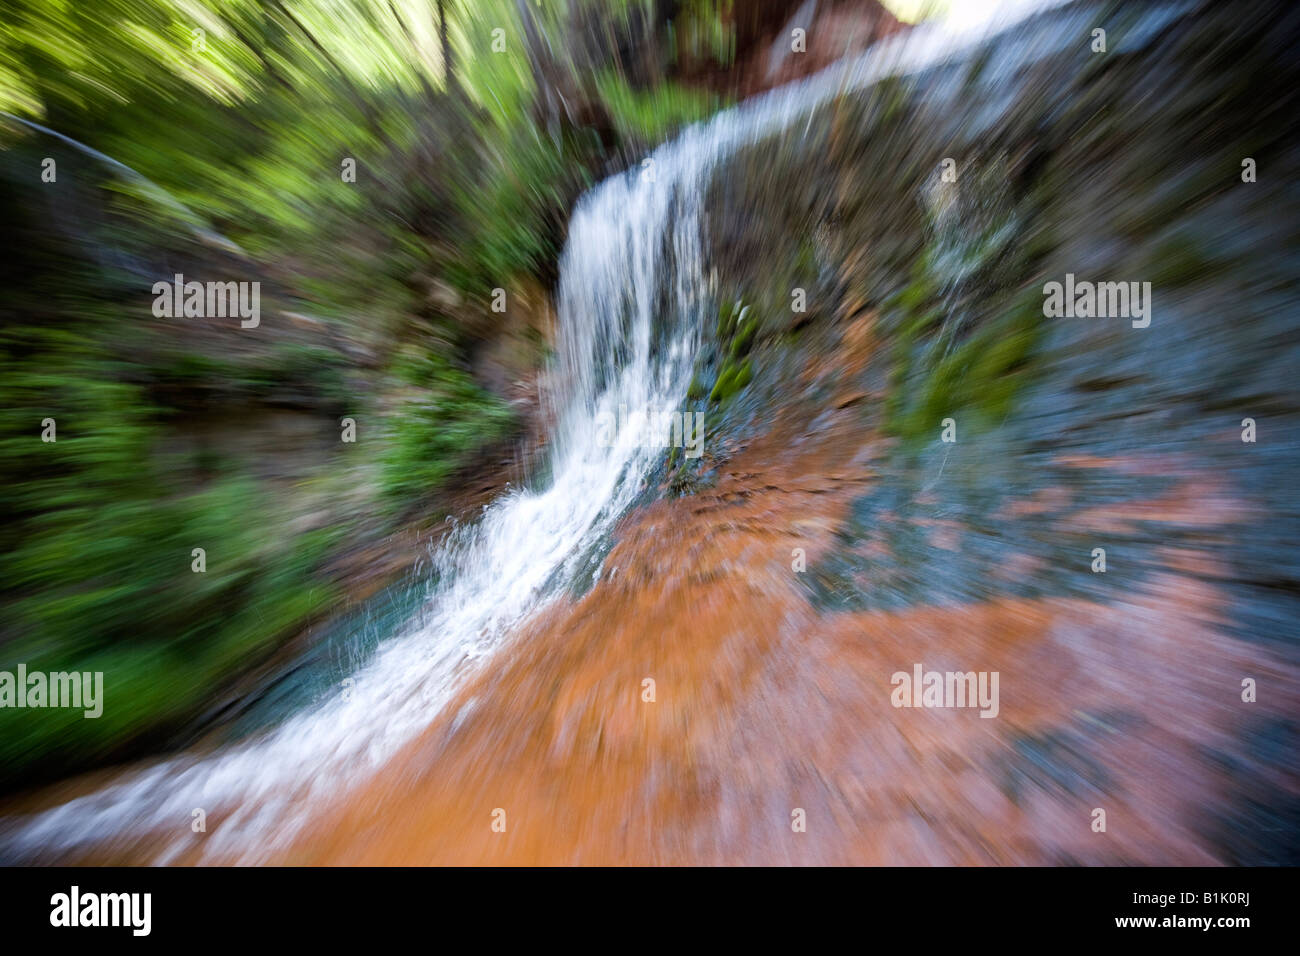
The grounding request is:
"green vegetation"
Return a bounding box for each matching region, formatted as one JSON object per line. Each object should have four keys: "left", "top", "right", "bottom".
{"left": 0, "top": 0, "right": 737, "bottom": 788}
{"left": 881, "top": 155, "right": 1045, "bottom": 445}
{"left": 595, "top": 70, "right": 723, "bottom": 144}
{"left": 703, "top": 298, "right": 758, "bottom": 404}
{"left": 377, "top": 350, "right": 517, "bottom": 512}
{"left": 884, "top": 269, "right": 1044, "bottom": 442}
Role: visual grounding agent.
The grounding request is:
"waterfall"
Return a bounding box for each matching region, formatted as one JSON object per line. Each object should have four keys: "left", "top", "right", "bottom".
{"left": 0, "top": 0, "right": 1072, "bottom": 864}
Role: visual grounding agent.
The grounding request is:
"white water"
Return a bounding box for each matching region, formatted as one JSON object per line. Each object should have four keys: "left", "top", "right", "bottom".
{"left": 2, "top": 0, "right": 1069, "bottom": 863}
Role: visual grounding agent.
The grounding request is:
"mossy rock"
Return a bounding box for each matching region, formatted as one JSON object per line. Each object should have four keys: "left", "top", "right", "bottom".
{"left": 686, "top": 371, "right": 708, "bottom": 401}
{"left": 729, "top": 314, "right": 758, "bottom": 358}
{"left": 709, "top": 358, "right": 753, "bottom": 403}
{"left": 716, "top": 299, "right": 745, "bottom": 339}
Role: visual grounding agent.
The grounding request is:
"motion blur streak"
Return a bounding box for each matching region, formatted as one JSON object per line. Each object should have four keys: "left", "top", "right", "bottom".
{"left": 2, "top": 0, "right": 1298, "bottom": 865}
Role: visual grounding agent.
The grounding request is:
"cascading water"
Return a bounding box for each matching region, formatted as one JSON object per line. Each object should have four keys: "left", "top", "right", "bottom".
{"left": 0, "top": 0, "right": 1076, "bottom": 863}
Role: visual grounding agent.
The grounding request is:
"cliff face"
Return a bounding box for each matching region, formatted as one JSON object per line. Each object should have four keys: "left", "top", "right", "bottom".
{"left": 666, "top": 0, "right": 1300, "bottom": 863}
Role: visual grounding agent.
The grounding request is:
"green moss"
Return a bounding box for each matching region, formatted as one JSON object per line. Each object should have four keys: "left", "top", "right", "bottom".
{"left": 716, "top": 298, "right": 744, "bottom": 338}
{"left": 730, "top": 314, "right": 758, "bottom": 357}
{"left": 686, "top": 371, "right": 707, "bottom": 401}
{"left": 709, "top": 357, "right": 753, "bottom": 403}
{"left": 884, "top": 248, "right": 1044, "bottom": 444}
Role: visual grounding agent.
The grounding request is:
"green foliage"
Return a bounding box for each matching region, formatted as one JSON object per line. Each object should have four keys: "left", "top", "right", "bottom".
{"left": 443, "top": 121, "right": 588, "bottom": 294}
{"left": 377, "top": 351, "right": 517, "bottom": 512}
{"left": 0, "top": 0, "right": 732, "bottom": 787}
{"left": 595, "top": 70, "right": 722, "bottom": 144}
{"left": 0, "top": 324, "right": 340, "bottom": 785}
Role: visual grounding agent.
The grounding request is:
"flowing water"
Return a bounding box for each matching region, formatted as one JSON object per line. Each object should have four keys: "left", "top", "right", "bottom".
{"left": 1, "top": 0, "right": 1091, "bottom": 864}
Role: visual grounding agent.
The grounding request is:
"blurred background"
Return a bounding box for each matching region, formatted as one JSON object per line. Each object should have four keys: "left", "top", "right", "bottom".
{"left": 0, "top": 0, "right": 1297, "bottom": 864}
